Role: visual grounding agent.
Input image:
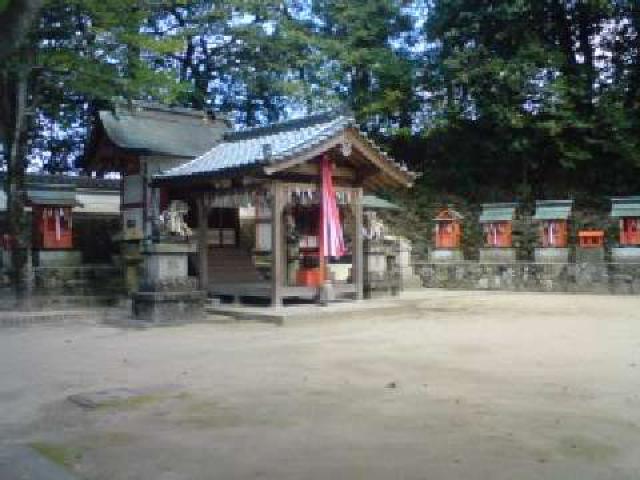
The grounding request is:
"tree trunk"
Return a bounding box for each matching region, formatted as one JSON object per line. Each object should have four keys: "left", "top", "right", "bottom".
{"left": 1, "top": 67, "right": 31, "bottom": 300}
{"left": 0, "top": 0, "right": 44, "bottom": 60}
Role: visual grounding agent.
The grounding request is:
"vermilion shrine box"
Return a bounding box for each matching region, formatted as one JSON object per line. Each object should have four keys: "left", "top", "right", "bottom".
{"left": 611, "top": 197, "right": 640, "bottom": 246}
{"left": 479, "top": 203, "right": 517, "bottom": 248}
{"left": 26, "top": 184, "right": 80, "bottom": 250}
{"left": 578, "top": 230, "right": 604, "bottom": 248}
{"left": 32, "top": 206, "right": 73, "bottom": 249}
{"left": 296, "top": 268, "right": 324, "bottom": 287}
{"left": 434, "top": 208, "right": 463, "bottom": 249}
{"left": 533, "top": 200, "right": 573, "bottom": 248}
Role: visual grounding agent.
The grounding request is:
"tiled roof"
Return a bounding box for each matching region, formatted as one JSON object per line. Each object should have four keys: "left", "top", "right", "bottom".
{"left": 0, "top": 173, "right": 120, "bottom": 190}
{"left": 533, "top": 200, "right": 573, "bottom": 221}
{"left": 157, "top": 111, "right": 412, "bottom": 184}
{"left": 611, "top": 197, "right": 640, "bottom": 218}
{"left": 26, "top": 185, "right": 80, "bottom": 207}
{"left": 362, "top": 195, "right": 400, "bottom": 210}
{"left": 98, "top": 103, "right": 228, "bottom": 158}
{"left": 479, "top": 203, "right": 518, "bottom": 223}
{"left": 159, "top": 111, "right": 352, "bottom": 178}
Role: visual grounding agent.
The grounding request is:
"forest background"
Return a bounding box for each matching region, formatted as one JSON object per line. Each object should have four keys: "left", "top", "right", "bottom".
{"left": 0, "top": 0, "right": 639, "bottom": 269}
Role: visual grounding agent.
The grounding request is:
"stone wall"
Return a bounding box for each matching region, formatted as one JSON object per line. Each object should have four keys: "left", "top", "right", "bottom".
{"left": 32, "top": 264, "right": 125, "bottom": 295}
{"left": 416, "top": 261, "right": 640, "bottom": 294}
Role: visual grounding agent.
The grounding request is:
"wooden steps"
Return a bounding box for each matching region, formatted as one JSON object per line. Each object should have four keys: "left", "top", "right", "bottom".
{"left": 207, "top": 247, "right": 263, "bottom": 284}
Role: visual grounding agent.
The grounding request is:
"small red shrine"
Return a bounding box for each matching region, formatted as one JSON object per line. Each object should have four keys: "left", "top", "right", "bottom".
{"left": 533, "top": 200, "right": 573, "bottom": 248}
{"left": 479, "top": 203, "right": 517, "bottom": 248}
{"left": 433, "top": 208, "right": 463, "bottom": 249}
{"left": 27, "top": 184, "right": 80, "bottom": 251}
{"left": 611, "top": 197, "right": 640, "bottom": 246}
{"left": 578, "top": 230, "right": 604, "bottom": 249}
{"left": 32, "top": 206, "right": 73, "bottom": 249}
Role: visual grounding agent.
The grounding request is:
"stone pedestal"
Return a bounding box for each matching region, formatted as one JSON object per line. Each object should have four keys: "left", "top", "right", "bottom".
{"left": 363, "top": 240, "right": 400, "bottom": 297}
{"left": 364, "top": 241, "right": 387, "bottom": 275}
{"left": 120, "top": 241, "right": 144, "bottom": 294}
{"left": 429, "top": 249, "right": 464, "bottom": 263}
{"left": 576, "top": 247, "right": 605, "bottom": 264}
{"left": 395, "top": 238, "right": 421, "bottom": 288}
{"left": 479, "top": 248, "right": 516, "bottom": 263}
{"left": 132, "top": 242, "right": 205, "bottom": 324}
{"left": 32, "top": 249, "right": 82, "bottom": 267}
{"left": 611, "top": 247, "right": 640, "bottom": 264}
{"left": 535, "top": 247, "right": 569, "bottom": 264}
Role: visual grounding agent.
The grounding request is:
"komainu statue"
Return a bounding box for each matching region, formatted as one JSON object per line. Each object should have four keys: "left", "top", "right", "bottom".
{"left": 157, "top": 200, "right": 193, "bottom": 239}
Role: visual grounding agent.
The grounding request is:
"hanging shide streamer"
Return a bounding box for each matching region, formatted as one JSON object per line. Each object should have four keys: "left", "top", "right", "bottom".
{"left": 204, "top": 190, "right": 254, "bottom": 209}
{"left": 202, "top": 183, "right": 355, "bottom": 210}
{"left": 55, "top": 208, "right": 62, "bottom": 241}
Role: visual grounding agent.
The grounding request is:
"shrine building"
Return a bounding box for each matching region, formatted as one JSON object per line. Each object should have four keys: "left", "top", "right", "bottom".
{"left": 150, "top": 110, "right": 416, "bottom": 306}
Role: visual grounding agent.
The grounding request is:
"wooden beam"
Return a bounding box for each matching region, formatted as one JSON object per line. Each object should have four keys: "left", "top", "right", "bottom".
{"left": 353, "top": 187, "right": 364, "bottom": 300}
{"left": 196, "top": 195, "right": 209, "bottom": 291}
{"left": 285, "top": 162, "right": 356, "bottom": 179}
{"left": 263, "top": 135, "right": 345, "bottom": 175}
{"left": 344, "top": 129, "right": 413, "bottom": 188}
{"left": 271, "top": 181, "right": 284, "bottom": 307}
{"left": 262, "top": 129, "right": 413, "bottom": 189}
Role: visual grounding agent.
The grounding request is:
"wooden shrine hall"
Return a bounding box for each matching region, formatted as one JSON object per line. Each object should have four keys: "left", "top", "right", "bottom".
{"left": 153, "top": 110, "right": 415, "bottom": 306}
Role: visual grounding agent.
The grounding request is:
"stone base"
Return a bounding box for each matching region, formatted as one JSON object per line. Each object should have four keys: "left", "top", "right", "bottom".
{"left": 365, "top": 252, "right": 387, "bottom": 275}
{"left": 535, "top": 248, "right": 569, "bottom": 264}
{"left": 32, "top": 249, "right": 82, "bottom": 268}
{"left": 132, "top": 290, "right": 206, "bottom": 324}
{"left": 611, "top": 247, "right": 640, "bottom": 264}
{"left": 576, "top": 247, "right": 605, "bottom": 264}
{"left": 143, "top": 242, "right": 196, "bottom": 283}
{"left": 479, "top": 248, "right": 516, "bottom": 263}
{"left": 429, "top": 249, "right": 464, "bottom": 263}
{"left": 398, "top": 267, "right": 422, "bottom": 288}
{"left": 134, "top": 241, "right": 202, "bottom": 323}
{"left": 119, "top": 241, "right": 143, "bottom": 293}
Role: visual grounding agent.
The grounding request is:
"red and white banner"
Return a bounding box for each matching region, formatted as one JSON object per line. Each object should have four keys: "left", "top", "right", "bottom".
{"left": 320, "top": 155, "right": 346, "bottom": 258}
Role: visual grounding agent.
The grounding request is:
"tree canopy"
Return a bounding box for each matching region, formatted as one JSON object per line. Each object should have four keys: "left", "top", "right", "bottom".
{"left": 0, "top": 0, "right": 638, "bottom": 194}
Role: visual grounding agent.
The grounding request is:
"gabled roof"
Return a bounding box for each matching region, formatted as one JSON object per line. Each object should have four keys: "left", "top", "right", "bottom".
{"left": 533, "top": 200, "right": 573, "bottom": 221}
{"left": 26, "top": 184, "right": 81, "bottom": 207}
{"left": 479, "top": 202, "right": 518, "bottom": 223}
{"left": 434, "top": 207, "right": 463, "bottom": 221}
{"left": 96, "top": 103, "right": 228, "bottom": 158}
{"left": 0, "top": 173, "right": 119, "bottom": 190}
{"left": 611, "top": 196, "right": 640, "bottom": 218}
{"left": 362, "top": 195, "right": 401, "bottom": 210}
{"left": 156, "top": 110, "right": 415, "bottom": 188}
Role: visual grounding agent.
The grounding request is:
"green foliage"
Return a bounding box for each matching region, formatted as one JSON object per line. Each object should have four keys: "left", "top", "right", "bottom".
{"left": 417, "top": 0, "right": 640, "bottom": 198}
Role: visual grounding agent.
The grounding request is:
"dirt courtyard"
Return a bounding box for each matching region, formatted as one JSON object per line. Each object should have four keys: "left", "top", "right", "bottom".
{"left": 1, "top": 291, "right": 639, "bottom": 479}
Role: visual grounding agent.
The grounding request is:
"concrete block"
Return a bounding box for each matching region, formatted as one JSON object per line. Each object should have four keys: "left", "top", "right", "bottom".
{"left": 429, "top": 249, "right": 464, "bottom": 263}
{"left": 535, "top": 248, "right": 569, "bottom": 264}
{"left": 33, "top": 250, "right": 82, "bottom": 268}
{"left": 479, "top": 248, "right": 516, "bottom": 263}
{"left": 611, "top": 247, "right": 640, "bottom": 264}
{"left": 576, "top": 247, "right": 605, "bottom": 264}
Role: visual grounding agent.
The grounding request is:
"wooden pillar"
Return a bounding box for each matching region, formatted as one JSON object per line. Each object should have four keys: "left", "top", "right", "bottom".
{"left": 353, "top": 187, "right": 364, "bottom": 300}
{"left": 197, "top": 195, "right": 209, "bottom": 291}
{"left": 271, "top": 181, "right": 284, "bottom": 307}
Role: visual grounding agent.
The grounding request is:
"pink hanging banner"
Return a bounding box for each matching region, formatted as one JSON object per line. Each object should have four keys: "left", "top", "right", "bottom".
{"left": 320, "top": 155, "right": 346, "bottom": 258}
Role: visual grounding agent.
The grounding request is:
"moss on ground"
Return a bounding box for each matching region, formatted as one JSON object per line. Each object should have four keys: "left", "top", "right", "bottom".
{"left": 96, "top": 393, "right": 160, "bottom": 410}
{"left": 30, "top": 442, "right": 83, "bottom": 469}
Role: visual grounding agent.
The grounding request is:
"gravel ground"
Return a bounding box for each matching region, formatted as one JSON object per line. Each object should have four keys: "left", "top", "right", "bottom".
{"left": 1, "top": 290, "right": 639, "bottom": 480}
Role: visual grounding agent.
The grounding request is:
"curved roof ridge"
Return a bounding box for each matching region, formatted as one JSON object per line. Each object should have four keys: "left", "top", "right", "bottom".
{"left": 224, "top": 109, "right": 353, "bottom": 142}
